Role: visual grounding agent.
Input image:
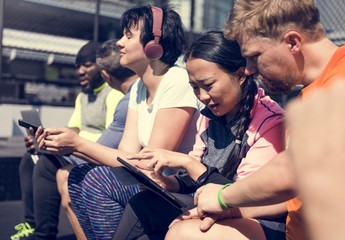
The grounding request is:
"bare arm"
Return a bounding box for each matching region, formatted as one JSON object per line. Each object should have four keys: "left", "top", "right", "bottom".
{"left": 36, "top": 108, "right": 141, "bottom": 166}
{"left": 37, "top": 107, "right": 196, "bottom": 168}
{"left": 146, "top": 107, "right": 195, "bottom": 150}
{"left": 221, "top": 151, "right": 297, "bottom": 207}
{"left": 185, "top": 151, "right": 296, "bottom": 229}
{"left": 287, "top": 80, "right": 345, "bottom": 240}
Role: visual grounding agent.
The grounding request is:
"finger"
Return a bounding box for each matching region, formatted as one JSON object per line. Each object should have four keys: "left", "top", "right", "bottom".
{"left": 28, "top": 144, "right": 36, "bottom": 151}
{"left": 126, "top": 153, "right": 151, "bottom": 160}
{"left": 28, "top": 127, "right": 35, "bottom": 136}
{"left": 197, "top": 205, "right": 206, "bottom": 218}
{"left": 183, "top": 208, "right": 199, "bottom": 219}
{"left": 34, "top": 126, "right": 44, "bottom": 138}
{"left": 36, "top": 129, "right": 47, "bottom": 142}
{"left": 138, "top": 148, "right": 153, "bottom": 154}
{"left": 135, "top": 162, "right": 152, "bottom": 171}
{"left": 154, "top": 165, "right": 163, "bottom": 176}
{"left": 25, "top": 138, "right": 34, "bottom": 148}
{"left": 194, "top": 186, "right": 203, "bottom": 205}
{"left": 168, "top": 208, "right": 198, "bottom": 228}
{"left": 37, "top": 132, "right": 48, "bottom": 148}
{"left": 24, "top": 135, "right": 31, "bottom": 142}
{"left": 147, "top": 159, "right": 158, "bottom": 169}
{"left": 154, "top": 159, "right": 166, "bottom": 173}
{"left": 199, "top": 215, "right": 217, "bottom": 232}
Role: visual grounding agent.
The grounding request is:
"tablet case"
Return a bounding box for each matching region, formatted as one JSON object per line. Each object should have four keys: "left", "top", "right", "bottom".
{"left": 116, "top": 157, "right": 187, "bottom": 210}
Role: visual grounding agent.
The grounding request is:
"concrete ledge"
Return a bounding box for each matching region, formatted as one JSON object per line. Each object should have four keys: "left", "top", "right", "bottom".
{"left": 0, "top": 136, "right": 26, "bottom": 158}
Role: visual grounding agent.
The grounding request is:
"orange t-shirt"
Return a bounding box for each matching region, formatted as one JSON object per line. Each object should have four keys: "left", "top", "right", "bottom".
{"left": 286, "top": 45, "right": 345, "bottom": 240}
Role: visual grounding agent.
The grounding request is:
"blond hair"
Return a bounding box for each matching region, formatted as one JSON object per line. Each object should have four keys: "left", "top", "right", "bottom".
{"left": 225, "top": 0, "right": 325, "bottom": 41}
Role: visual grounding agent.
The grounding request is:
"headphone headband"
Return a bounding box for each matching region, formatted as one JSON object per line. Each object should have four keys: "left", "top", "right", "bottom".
{"left": 144, "top": 6, "right": 164, "bottom": 60}
{"left": 151, "top": 6, "right": 163, "bottom": 40}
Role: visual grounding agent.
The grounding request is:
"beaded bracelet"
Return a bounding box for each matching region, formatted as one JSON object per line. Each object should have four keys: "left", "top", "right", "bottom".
{"left": 217, "top": 183, "right": 232, "bottom": 209}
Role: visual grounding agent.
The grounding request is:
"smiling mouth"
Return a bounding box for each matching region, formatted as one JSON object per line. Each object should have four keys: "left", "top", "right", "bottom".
{"left": 79, "top": 78, "right": 88, "bottom": 86}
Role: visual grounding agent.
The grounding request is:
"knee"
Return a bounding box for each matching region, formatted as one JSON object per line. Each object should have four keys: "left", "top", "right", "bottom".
{"left": 165, "top": 221, "right": 193, "bottom": 240}
{"left": 83, "top": 166, "right": 111, "bottom": 188}
{"left": 34, "top": 155, "right": 59, "bottom": 178}
{"left": 19, "top": 152, "right": 34, "bottom": 172}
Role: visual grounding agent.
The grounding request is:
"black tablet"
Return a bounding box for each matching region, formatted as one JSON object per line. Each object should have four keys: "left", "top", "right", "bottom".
{"left": 19, "top": 109, "right": 65, "bottom": 158}
{"left": 117, "top": 157, "right": 187, "bottom": 210}
{"left": 18, "top": 119, "right": 42, "bottom": 133}
{"left": 20, "top": 109, "right": 43, "bottom": 134}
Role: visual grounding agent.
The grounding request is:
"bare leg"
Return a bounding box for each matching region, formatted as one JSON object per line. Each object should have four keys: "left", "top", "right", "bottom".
{"left": 166, "top": 218, "right": 266, "bottom": 240}
{"left": 56, "top": 164, "right": 86, "bottom": 240}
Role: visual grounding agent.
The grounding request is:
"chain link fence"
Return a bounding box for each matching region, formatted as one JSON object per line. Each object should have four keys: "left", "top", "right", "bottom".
{"left": 0, "top": 0, "right": 344, "bottom": 106}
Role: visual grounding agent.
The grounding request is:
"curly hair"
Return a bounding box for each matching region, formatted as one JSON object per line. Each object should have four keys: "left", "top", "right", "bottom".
{"left": 225, "top": 0, "right": 325, "bottom": 41}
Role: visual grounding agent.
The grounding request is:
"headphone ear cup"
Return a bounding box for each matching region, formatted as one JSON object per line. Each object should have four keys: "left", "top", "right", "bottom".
{"left": 144, "top": 40, "right": 163, "bottom": 60}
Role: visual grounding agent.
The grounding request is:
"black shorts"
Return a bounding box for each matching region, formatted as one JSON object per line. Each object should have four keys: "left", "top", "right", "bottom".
{"left": 257, "top": 218, "right": 286, "bottom": 240}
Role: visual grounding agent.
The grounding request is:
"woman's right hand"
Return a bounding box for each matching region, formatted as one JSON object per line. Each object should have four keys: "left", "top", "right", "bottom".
{"left": 36, "top": 127, "right": 80, "bottom": 155}
{"left": 126, "top": 148, "right": 191, "bottom": 172}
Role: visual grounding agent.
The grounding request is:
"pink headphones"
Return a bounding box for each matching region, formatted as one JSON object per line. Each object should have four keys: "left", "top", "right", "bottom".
{"left": 144, "top": 6, "right": 164, "bottom": 60}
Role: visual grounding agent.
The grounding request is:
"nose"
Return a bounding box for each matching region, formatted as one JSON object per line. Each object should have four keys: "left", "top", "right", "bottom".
{"left": 116, "top": 36, "right": 125, "bottom": 48}
{"left": 244, "top": 65, "right": 257, "bottom": 76}
{"left": 198, "top": 89, "right": 210, "bottom": 102}
{"left": 76, "top": 65, "right": 86, "bottom": 76}
{"left": 245, "top": 60, "right": 257, "bottom": 76}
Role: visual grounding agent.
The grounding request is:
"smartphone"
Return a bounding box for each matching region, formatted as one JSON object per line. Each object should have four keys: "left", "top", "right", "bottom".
{"left": 18, "top": 119, "right": 43, "bottom": 133}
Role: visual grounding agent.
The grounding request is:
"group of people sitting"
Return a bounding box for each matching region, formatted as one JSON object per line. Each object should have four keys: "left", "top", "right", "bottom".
{"left": 12, "top": 0, "right": 345, "bottom": 240}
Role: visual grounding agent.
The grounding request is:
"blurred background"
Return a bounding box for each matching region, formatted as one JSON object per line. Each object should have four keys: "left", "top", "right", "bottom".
{"left": 0, "top": 0, "right": 344, "bottom": 237}
{"left": 0, "top": 0, "right": 344, "bottom": 138}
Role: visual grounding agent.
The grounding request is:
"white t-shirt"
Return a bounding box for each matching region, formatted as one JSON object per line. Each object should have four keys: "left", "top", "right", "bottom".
{"left": 129, "top": 66, "right": 200, "bottom": 154}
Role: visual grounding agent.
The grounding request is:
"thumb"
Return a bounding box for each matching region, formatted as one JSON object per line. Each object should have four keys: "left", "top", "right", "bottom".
{"left": 199, "top": 215, "right": 217, "bottom": 232}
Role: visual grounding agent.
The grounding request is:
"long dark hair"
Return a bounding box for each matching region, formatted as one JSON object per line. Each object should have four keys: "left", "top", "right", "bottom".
{"left": 184, "top": 31, "right": 258, "bottom": 179}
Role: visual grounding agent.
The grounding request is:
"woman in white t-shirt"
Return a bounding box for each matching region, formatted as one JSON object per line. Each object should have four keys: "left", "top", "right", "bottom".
{"left": 36, "top": 5, "right": 200, "bottom": 240}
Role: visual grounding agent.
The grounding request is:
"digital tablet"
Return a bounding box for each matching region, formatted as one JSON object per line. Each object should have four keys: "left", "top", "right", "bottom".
{"left": 117, "top": 157, "right": 187, "bottom": 210}
{"left": 20, "top": 109, "right": 43, "bottom": 134}
{"left": 19, "top": 109, "right": 56, "bottom": 156}
{"left": 18, "top": 119, "right": 42, "bottom": 133}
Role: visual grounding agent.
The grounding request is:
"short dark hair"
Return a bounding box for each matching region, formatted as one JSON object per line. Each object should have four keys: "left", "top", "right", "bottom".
{"left": 96, "top": 39, "right": 136, "bottom": 82}
{"left": 75, "top": 41, "right": 100, "bottom": 65}
{"left": 120, "top": 5, "right": 186, "bottom": 66}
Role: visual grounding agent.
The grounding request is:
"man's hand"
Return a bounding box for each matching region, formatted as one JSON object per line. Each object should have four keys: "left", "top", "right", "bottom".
{"left": 194, "top": 183, "right": 225, "bottom": 216}
{"left": 24, "top": 135, "right": 36, "bottom": 154}
{"left": 169, "top": 205, "right": 237, "bottom": 232}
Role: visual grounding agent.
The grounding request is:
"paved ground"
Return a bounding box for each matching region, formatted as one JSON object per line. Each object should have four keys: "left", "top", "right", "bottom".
{"left": 0, "top": 137, "right": 76, "bottom": 239}
{"left": 0, "top": 200, "right": 76, "bottom": 239}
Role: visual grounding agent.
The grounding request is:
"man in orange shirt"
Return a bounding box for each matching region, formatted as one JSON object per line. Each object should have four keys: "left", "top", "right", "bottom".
{"left": 167, "top": 0, "right": 345, "bottom": 240}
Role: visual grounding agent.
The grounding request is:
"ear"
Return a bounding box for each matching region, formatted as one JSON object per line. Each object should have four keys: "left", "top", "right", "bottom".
{"left": 100, "top": 69, "right": 110, "bottom": 81}
{"left": 237, "top": 67, "right": 247, "bottom": 86}
{"left": 283, "top": 31, "right": 302, "bottom": 53}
